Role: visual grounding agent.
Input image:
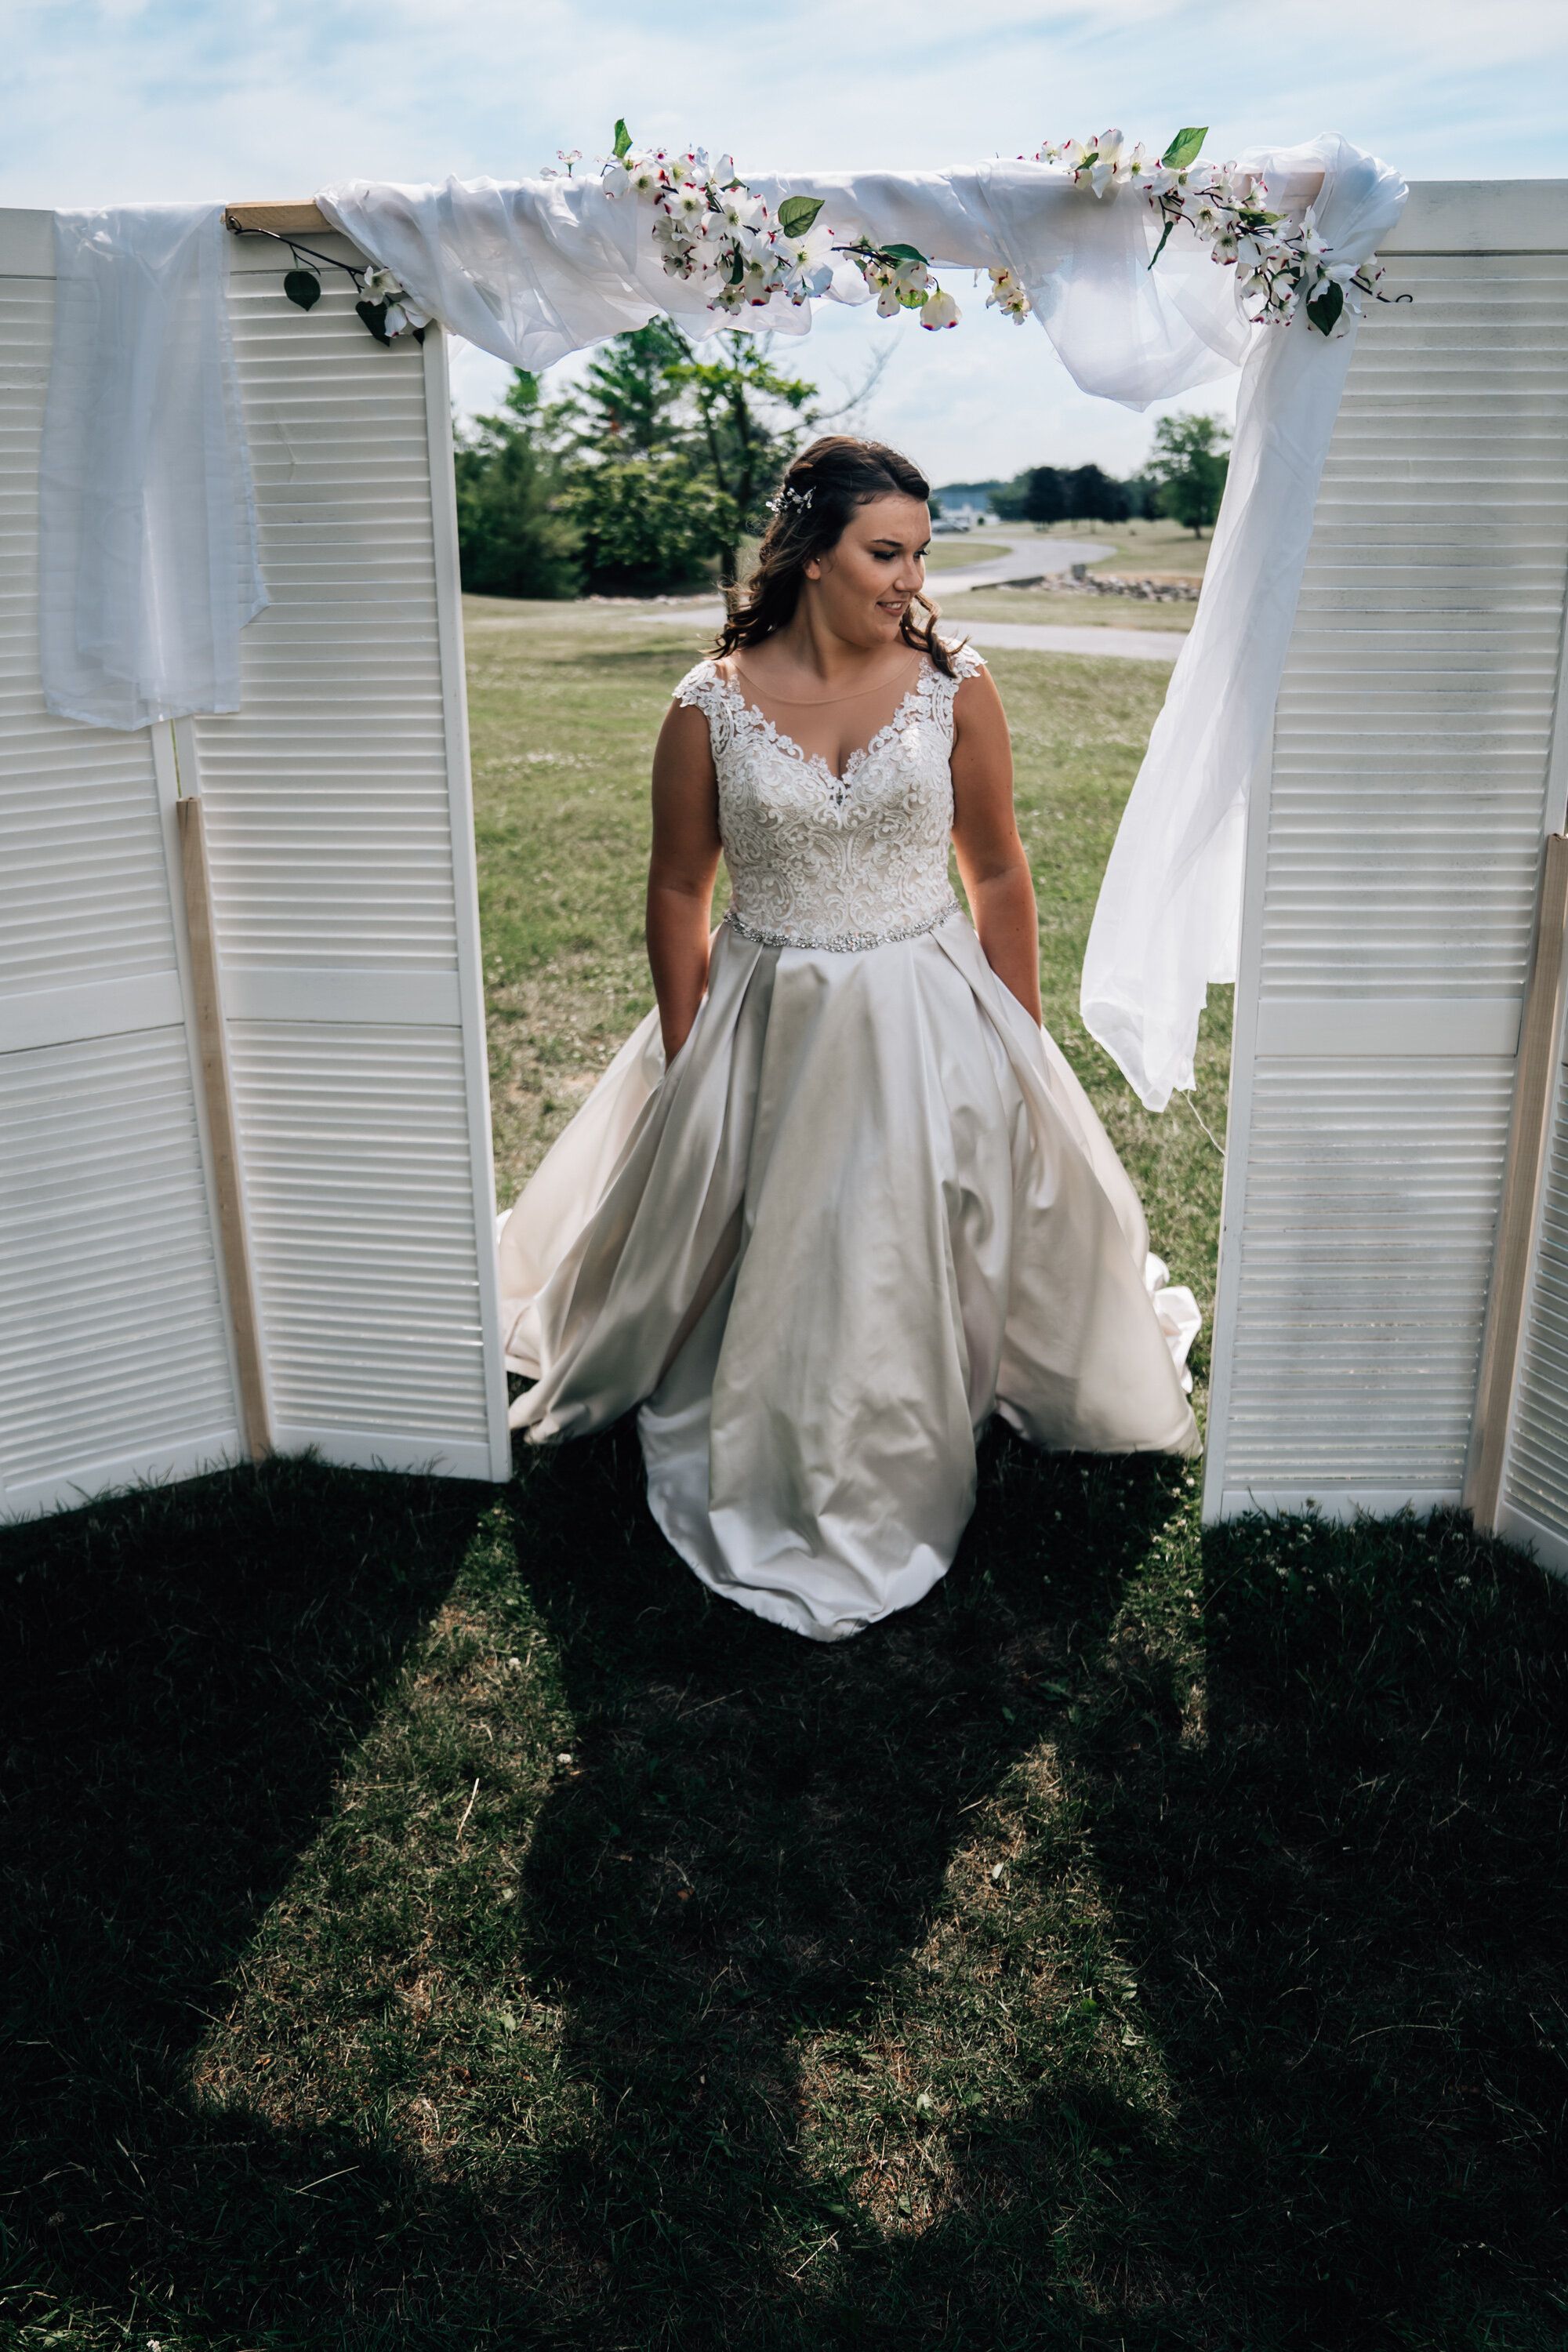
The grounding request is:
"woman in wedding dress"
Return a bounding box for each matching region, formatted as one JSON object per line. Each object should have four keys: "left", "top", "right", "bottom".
{"left": 499, "top": 436, "right": 1198, "bottom": 1642}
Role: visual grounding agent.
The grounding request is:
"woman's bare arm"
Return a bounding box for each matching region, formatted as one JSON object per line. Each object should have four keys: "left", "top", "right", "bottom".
{"left": 949, "top": 664, "right": 1042, "bottom": 1025}
{"left": 647, "top": 697, "right": 724, "bottom": 1062}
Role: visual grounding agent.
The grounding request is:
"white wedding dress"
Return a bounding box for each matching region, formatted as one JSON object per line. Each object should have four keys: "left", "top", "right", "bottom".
{"left": 498, "top": 646, "right": 1200, "bottom": 1642}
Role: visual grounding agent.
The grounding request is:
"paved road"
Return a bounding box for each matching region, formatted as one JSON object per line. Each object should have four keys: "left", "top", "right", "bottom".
{"left": 927, "top": 532, "right": 1116, "bottom": 593}
{"left": 954, "top": 619, "right": 1179, "bottom": 662}
{"left": 642, "top": 606, "right": 1181, "bottom": 664}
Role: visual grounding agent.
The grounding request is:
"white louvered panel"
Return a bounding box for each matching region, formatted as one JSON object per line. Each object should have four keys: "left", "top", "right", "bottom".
{"left": 228, "top": 1023, "right": 492, "bottom": 1469}
{"left": 191, "top": 275, "right": 456, "bottom": 971}
{"left": 184, "top": 237, "right": 507, "bottom": 1483}
{"left": 1223, "top": 1061, "right": 1514, "bottom": 1493}
{"left": 0, "top": 1031, "right": 238, "bottom": 1503}
{"left": 1207, "top": 198, "right": 1568, "bottom": 1521}
{"left": 0, "top": 218, "right": 244, "bottom": 1519}
{"left": 1499, "top": 1055, "right": 1568, "bottom": 1568}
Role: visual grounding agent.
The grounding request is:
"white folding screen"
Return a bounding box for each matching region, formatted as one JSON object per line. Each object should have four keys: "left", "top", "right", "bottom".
{"left": 1205, "top": 181, "right": 1568, "bottom": 1525}
{"left": 0, "top": 209, "right": 510, "bottom": 1518}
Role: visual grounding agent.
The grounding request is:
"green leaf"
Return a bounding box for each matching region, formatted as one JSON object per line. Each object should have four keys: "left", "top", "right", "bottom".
{"left": 777, "top": 195, "right": 825, "bottom": 239}
{"left": 1161, "top": 125, "right": 1207, "bottom": 169}
{"left": 1146, "top": 217, "right": 1176, "bottom": 273}
{"left": 283, "top": 268, "right": 321, "bottom": 311}
{"left": 878, "top": 242, "right": 928, "bottom": 265}
{"left": 355, "top": 298, "right": 392, "bottom": 347}
{"left": 1305, "top": 277, "right": 1345, "bottom": 336}
{"left": 612, "top": 118, "right": 632, "bottom": 162}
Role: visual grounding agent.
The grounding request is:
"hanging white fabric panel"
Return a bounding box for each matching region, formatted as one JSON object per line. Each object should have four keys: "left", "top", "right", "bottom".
{"left": 38, "top": 203, "right": 265, "bottom": 730}
{"left": 1203, "top": 182, "right": 1568, "bottom": 1523}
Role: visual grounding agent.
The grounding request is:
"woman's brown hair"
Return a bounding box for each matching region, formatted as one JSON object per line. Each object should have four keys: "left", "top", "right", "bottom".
{"left": 713, "top": 435, "right": 959, "bottom": 678}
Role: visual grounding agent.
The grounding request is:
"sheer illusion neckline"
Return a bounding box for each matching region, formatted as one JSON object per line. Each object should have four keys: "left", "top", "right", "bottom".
{"left": 718, "top": 656, "right": 930, "bottom": 786}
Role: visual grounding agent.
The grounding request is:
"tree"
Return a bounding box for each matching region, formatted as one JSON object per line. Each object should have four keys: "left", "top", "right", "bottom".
{"left": 1022, "top": 465, "right": 1065, "bottom": 527}
{"left": 1145, "top": 412, "right": 1230, "bottom": 536}
{"left": 454, "top": 372, "right": 581, "bottom": 600}
{"left": 546, "top": 323, "right": 720, "bottom": 593}
{"left": 564, "top": 454, "right": 720, "bottom": 594}
{"left": 561, "top": 320, "right": 691, "bottom": 459}
{"left": 1062, "top": 463, "right": 1127, "bottom": 526}
{"left": 672, "top": 332, "right": 820, "bottom": 586}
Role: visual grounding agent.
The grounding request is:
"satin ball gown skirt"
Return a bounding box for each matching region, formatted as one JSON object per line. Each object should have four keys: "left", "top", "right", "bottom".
{"left": 498, "top": 910, "right": 1200, "bottom": 1642}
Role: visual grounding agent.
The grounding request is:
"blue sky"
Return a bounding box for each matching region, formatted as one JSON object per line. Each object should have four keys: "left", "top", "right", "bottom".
{"left": 5, "top": 0, "right": 1564, "bottom": 481}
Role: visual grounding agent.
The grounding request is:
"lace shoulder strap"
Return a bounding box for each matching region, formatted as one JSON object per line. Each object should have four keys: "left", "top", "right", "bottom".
{"left": 671, "top": 657, "right": 740, "bottom": 758}
{"left": 918, "top": 639, "right": 988, "bottom": 735}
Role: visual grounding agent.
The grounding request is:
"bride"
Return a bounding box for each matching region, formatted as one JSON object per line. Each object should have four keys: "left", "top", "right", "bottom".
{"left": 498, "top": 435, "right": 1198, "bottom": 1642}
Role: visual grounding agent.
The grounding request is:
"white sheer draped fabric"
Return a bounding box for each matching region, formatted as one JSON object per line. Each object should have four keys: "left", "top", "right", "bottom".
{"left": 40, "top": 204, "right": 265, "bottom": 731}
{"left": 319, "top": 136, "right": 1405, "bottom": 1106}
{"left": 1077, "top": 138, "right": 1409, "bottom": 1105}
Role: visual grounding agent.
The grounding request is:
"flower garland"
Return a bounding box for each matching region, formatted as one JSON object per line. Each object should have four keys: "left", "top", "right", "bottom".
{"left": 568, "top": 120, "right": 1391, "bottom": 345}
{"left": 1032, "top": 128, "right": 1385, "bottom": 337}
{"left": 581, "top": 122, "right": 964, "bottom": 330}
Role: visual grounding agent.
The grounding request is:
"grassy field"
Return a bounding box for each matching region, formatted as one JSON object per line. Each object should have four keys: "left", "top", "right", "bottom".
{"left": 952, "top": 588, "right": 1196, "bottom": 633}
{"left": 3, "top": 607, "right": 1566, "bottom": 2351}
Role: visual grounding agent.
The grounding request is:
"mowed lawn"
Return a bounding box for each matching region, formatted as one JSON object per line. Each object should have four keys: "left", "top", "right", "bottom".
{"left": 2, "top": 608, "right": 1566, "bottom": 2352}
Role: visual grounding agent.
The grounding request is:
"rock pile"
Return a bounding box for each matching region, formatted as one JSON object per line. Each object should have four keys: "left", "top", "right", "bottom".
{"left": 1054, "top": 567, "right": 1200, "bottom": 602}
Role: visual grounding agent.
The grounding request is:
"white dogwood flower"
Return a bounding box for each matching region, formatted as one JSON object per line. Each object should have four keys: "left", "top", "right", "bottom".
{"left": 920, "top": 288, "right": 960, "bottom": 329}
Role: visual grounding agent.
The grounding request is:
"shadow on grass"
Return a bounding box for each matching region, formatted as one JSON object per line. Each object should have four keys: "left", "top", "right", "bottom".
{"left": 0, "top": 1457, "right": 491, "bottom": 2347}
{"left": 503, "top": 1424, "right": 1178, "bottom": 2343}
{"left": 3, "top": 1437, "right": 1567, "bottom": 2350}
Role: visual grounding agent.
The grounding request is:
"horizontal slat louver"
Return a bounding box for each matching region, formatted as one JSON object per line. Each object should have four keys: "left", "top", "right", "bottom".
{"left": 1225, "top": 1061, "right": 1514, "bottom": 1489}
{"left": 191, "top": 281, "right": 456, "bottom": 971}
{"left": 229, "top": 1023, "right": 490, "bottom": 1455}
{"left": 1264, "top": 256, "right": 1567, "bottom": 1011}
{"left": 0, "top": 237, "right": 242, "bottom": 1518}
{"left": 0, "top": 1031, "right": 237, "bottom": 1497}
{"left": 1208, "top": 223, "right": 1568, "bottom": 1519}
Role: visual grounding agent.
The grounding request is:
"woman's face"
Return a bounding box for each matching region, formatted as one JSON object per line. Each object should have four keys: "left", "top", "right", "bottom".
{"left": 803, "top": 492, "right": 930, "bottom": 647}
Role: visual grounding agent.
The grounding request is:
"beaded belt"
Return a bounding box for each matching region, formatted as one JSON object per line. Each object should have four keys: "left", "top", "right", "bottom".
{"left": 724, "top": 897, "right": 961, "bottom": 955}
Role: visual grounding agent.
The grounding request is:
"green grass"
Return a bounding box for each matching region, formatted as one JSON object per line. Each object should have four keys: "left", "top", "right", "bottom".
{"left": 949, "top": 587, "right": 1196, "bottom": 633}
{"left": 3, "top": 608, "right": 1566, "bottom": 2350}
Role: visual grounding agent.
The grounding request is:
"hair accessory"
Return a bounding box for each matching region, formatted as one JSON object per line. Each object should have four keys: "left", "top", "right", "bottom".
{"left": 768, "top": 482, "right": 814, "bottom": 515}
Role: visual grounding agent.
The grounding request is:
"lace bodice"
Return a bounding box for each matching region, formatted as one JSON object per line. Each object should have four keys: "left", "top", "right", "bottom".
{"left": 673, "top": 645, "right": 986, "bottom": 952}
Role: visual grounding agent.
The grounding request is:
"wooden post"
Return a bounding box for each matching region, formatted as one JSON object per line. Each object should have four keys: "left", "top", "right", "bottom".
{"left": 1465, "top": 832, "right": 1568, "bottom": 1528}
{"left": 176, "top": 797, "right": 273, "bottom": 1461}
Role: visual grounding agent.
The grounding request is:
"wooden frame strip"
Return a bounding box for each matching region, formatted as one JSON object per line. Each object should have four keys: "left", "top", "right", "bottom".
{"left": 175, "top": 796, "right": 273, "bottom": 1461}
{"left": 1464, "top": 831, "right": 1568, "bottom": 1528}
{"left": 224, "top": 202, "right": 328, "bottom": 235}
